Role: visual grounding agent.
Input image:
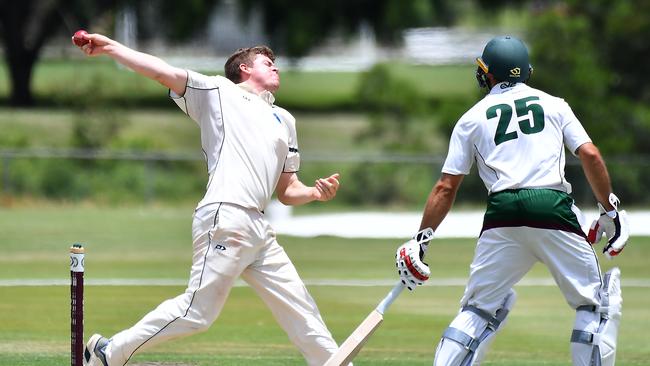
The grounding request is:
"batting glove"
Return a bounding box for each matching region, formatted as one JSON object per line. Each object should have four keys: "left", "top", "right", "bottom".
{"left": 587, "top": 193, "right": 630, "bottom": 259}
{"left": 396, "top": 228, "right": 434, "bottom": 291}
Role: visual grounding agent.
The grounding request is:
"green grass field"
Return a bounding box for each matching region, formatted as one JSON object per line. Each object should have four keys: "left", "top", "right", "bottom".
{"left": 1, "top": 205, "right": 649, "bottom": 365}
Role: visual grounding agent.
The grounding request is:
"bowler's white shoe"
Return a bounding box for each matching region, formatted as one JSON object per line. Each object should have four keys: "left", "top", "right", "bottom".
{"left": 83, "top": 334, "right": 109, "bottom": 366}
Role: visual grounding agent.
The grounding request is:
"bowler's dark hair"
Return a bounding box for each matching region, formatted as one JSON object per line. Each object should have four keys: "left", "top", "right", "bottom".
{"left": 224, "top": 46, "right": 275, "bottom": 83}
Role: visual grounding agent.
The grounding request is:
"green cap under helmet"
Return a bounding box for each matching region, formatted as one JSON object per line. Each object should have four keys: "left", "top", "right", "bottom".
{"left": 476, "top": 35, "right": 532, "bottom": 84}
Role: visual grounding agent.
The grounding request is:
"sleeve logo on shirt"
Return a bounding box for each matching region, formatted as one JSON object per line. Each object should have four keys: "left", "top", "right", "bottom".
{"left": 214, "top": 244, "right": 226, "bottom": 251}
{"left": 273, "top": 113, "right": 282, "bottom": 124}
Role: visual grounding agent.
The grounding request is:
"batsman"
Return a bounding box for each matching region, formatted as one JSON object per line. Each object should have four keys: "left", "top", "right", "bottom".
{"left": 395, "top": 35, "right": 629, "bottom": 366}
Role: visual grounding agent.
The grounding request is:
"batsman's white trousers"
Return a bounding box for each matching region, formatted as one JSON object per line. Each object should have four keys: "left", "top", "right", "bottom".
{"left": 461, "top": 226, "right": 601, "bottom": 314}
{"left": 436, "top": 226, "right": 602, "bottom": 366}
{"left": 434, "top": 226, "right": 603, "bottom": 366}
{"left": 104, "top": 202, "right": 339, "bottom": 365}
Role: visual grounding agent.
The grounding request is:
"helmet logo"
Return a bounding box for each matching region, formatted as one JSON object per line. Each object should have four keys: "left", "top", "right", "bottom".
{"left": 509, "top": 67, "right": 521, "bottom": 78}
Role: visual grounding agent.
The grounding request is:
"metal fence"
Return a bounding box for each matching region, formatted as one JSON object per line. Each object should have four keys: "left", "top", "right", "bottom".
{"left": 1, "top": 148, "right": 649, "bottom": 207}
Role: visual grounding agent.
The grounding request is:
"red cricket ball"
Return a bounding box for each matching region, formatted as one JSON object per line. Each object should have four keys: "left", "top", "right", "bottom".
{"left": 72, "top": 30, "right": 89, "bottom": 47}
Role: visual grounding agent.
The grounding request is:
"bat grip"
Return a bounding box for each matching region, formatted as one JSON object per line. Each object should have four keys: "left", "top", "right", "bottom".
{"left": 376, "top": 282, "right": 405, "bottom": 315}
{"left": 375, "top": 228, "right": 432, "bottom": 315}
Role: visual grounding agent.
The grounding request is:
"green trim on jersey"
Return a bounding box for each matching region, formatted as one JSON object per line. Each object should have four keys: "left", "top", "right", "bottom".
{"left": 481, "top": 188, "right": 586, "bottom": 238}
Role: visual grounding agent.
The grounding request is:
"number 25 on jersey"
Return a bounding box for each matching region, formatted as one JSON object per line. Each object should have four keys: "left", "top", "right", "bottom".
{"left": 488, "top": 96, "right": 545, "bottom": 146}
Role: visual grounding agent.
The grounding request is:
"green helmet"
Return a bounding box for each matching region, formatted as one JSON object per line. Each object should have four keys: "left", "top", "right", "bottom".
{"left": 476, "top": 35, "right": 532, "bottom": 85}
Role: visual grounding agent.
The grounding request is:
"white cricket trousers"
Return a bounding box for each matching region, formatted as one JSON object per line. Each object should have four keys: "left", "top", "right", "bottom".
{"left": 433, "top": 226, "right": 603, "bottom": 366}
{"left": 104, "top": 202, "right": 339, "bottom": 365}
{"left": 461, "top": 226, "right": 602, "bottom": 313}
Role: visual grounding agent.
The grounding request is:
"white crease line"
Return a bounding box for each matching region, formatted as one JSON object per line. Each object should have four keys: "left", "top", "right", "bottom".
{"left": 1, "top": 278, "right": 649, "bottom": 287}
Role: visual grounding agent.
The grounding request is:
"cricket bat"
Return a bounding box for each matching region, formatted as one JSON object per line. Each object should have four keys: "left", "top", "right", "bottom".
{"left": 324, "top": 228, "right": 434, "bottom": 366}
{"left": 323, "top": 281, "right": 405, "bottom": 366}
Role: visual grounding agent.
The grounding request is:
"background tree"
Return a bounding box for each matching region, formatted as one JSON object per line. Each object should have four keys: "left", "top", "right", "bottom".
{"left": 0, "top": 0, "right": 447, "bottom": 107}
{"left": 0, "top": 0, "right": 221, "bottom": 107}
{"left": 527, "top": 0, "right": 650, "bottom": 155}
{"left": 0, "top": 0, "right": 119, "bottom": 106}
{"left": 239, "top": 0, "right": 455, "bottom": 58}
{"left": 511, "top": 0, "right": 650, "bottom": 203}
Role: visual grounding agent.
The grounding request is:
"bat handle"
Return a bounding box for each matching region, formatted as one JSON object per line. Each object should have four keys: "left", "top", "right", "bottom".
{"left": 376, "top": 282, "right": 405, "bottom": 315}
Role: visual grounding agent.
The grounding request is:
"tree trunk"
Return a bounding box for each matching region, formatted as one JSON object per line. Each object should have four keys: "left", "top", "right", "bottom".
{"left": 0, "top": 0, "right": 61, "bottom": 107}
{"left": 6, "top": 49, "right": 37, "bottom": 106}
{"left": 0, "top": 0, "right": 38, "bottom": 107}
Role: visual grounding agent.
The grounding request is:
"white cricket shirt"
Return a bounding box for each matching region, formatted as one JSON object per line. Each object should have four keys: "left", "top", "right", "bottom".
{"left": 442, "top": 82, "right": 591, "bottom": 194}
{"left": 171, "top": 70, "right": 300, "bottom": 211}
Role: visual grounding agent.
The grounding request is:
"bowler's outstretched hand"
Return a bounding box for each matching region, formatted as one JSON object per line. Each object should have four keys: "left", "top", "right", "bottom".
{"left": 73, "top": 32, "right": 115, "bottom": 57}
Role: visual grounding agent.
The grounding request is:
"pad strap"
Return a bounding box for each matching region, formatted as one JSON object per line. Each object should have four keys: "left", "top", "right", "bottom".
{"left": 462, "top": 305, "right": 508, "bottom": 331}
{"left": 439, "top": 296, "right": 515, "bottom": 366}
{"left": 441, "top": 306, "right": 509, "bottom": 352}
{"left": 442, "top": 327, "right": 480, "bottom": 352}
{"left": 571, "top": 330, "right": 594, "bottom": 344}
{"left": 572, "top": 330, "right": 604, "bottom": 366}
{"left": 462, "top": 305, "right": 493, "bottom": 322}
{"left": 576, "top": 305, "right": 597, "bottom": 312}
{"left": 577, "top": 304, "right": 613, "bottom": 317}
{"left": 572, "top": 306, "right": 599, "bottom": 346}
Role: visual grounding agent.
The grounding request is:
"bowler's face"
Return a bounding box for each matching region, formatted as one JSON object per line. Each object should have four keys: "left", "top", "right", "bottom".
{"left": 249, "top": 54, "right": 280, "bottom": 92}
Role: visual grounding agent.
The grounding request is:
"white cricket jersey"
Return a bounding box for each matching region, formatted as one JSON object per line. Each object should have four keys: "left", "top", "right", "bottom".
{"left": 442, "top": 82, "right": 591, "bottom": 194}
{"left": 170, "top": 70, "right": 300, "bottom": 211}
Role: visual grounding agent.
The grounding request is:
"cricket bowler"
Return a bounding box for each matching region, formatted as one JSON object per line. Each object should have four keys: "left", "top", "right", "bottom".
{"left": 74, "top": 31, "right": 344, "bottom": 366}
